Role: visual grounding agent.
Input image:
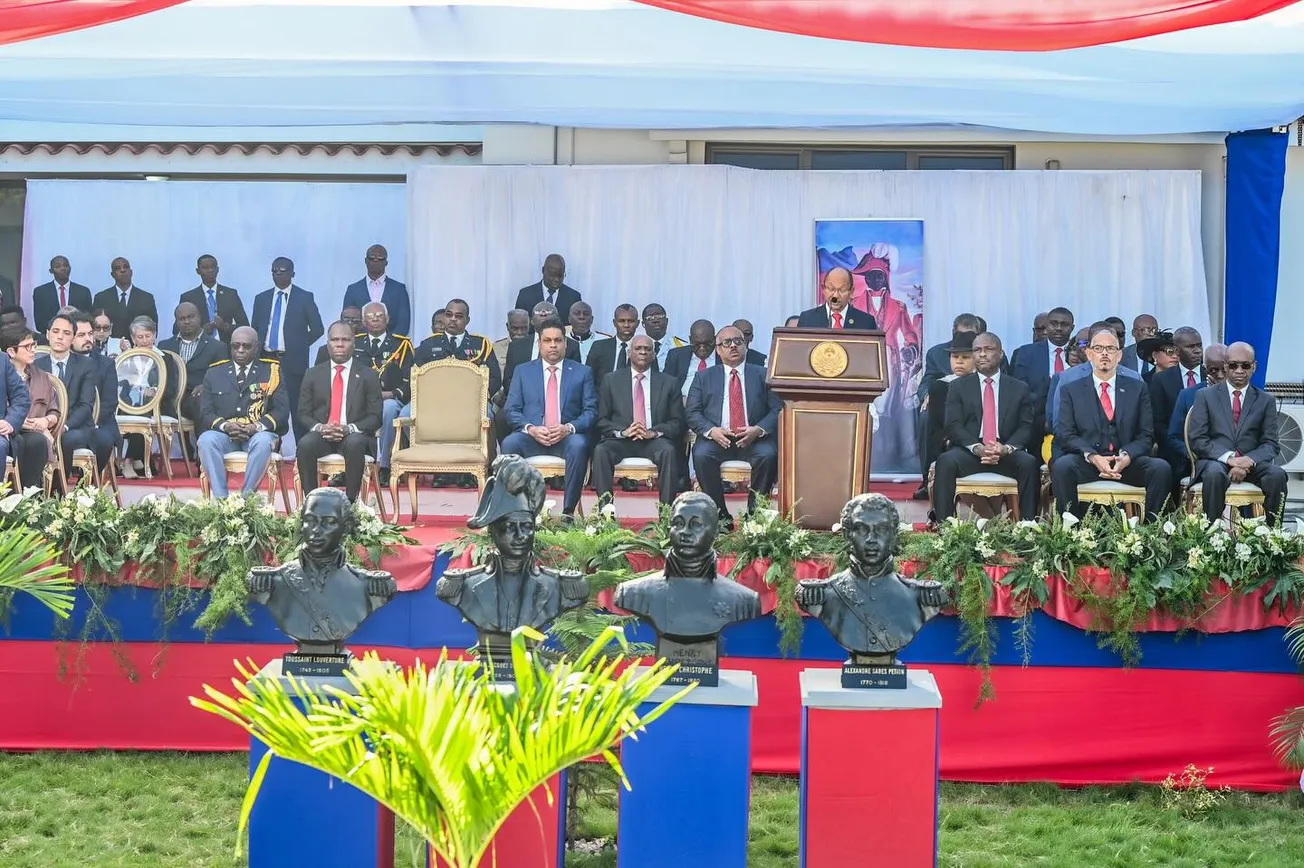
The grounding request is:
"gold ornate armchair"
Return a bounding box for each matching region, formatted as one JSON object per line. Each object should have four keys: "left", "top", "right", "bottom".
{"left": 114, "top": 348, "right": 169, "bottom": 479}
{"left": 389, "top": 359, "right": 491, "bottom": 522}
{"left": 159, "top": 349, "right": 196, "bottom": 477}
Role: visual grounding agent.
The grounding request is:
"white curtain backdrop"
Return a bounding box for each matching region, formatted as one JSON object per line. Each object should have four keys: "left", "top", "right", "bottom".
{"left": 409, "top": 165, "right": 1210, "bottom": 352}
{"left": 20, "top": 180, "right": 408, "bottom": 345}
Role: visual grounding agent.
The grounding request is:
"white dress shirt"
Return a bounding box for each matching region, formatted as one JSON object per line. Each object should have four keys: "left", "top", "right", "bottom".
{"left": 1179, "top": 365, "right": 1201, "bottom": 388}
{"left": 366, "top": 332, "right": 388, "bottom": 354}
{"left": 367, "top": 275, "right": 387, "bottom": 304}
{"left": 611, "top": 338, "right": 633, "bottom": 371}
{"left": 681, "top": 353, "right": 717, "bottom": 398}
{"left": 970, "top": 370, "right": 1002, "bottom": 451}
{"left": 719, "top": 364, "right": 750, "bottom": 430}
{"left": 267, "top": 287, "right": 291, "bottom": 352}
{"left": 1047, "top": 341, "right": 1070, "bottom": 378}
{"left": 826, "top": 304, "right": 848, "bottom": 327}
{"left": 55, "top": 283, "right": 69, "bottom": 306}
{"left": 1219, "top": 382, "right": 1251, "bottom": 465}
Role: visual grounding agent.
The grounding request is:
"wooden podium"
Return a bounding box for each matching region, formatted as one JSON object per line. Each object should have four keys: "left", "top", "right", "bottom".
{"left": 767, "top": 328, "right": 889, "bottom": 529}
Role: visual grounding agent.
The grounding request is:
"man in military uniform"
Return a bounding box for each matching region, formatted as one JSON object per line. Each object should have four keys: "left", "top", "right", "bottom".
{"left": 795, "top": 493, "right": 946, "bottom": 665}
{"left": 358, "top": 301, "right": 413, "bottom": 486}
{"left": 248, "top": 487, "right": 397, "bottom": 656}
{"left": 197, "top": 325, "right": 288, "bottom": 499}
{"left": 411, "top": 297, "right": 501, "bottom": 398}
{"left": 435, "top": 455, "right": 589, "bottom": 668}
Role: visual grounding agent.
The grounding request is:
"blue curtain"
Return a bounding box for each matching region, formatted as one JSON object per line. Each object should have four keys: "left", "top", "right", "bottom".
{"left": 1224, "top": 129, "right": 1288, "bottom": 387}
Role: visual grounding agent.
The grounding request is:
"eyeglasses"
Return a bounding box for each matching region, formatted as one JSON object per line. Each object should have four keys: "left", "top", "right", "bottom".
{"left": 365, "top": 254, "right": 386, "bottom": 262}
{"left": 716, "top": 338, "right": 745, "bottom": 348}
{"left": 643, "top": 314, "right": 667, "bottom": 322}
{"left": 15, "top": 341, "right": 35, "bottom": 351}
{"left": 271, "top": 267, "right": 291, "bottom": 274}
{"left": 1088, "top": 345, "right": 1121, "bottom": 354}
{"left": 1226, "top": 361, "right": 1254, "bottom": 371}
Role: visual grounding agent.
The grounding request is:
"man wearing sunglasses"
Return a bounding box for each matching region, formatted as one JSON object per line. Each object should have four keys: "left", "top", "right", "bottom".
{"left": 1185, "top": 342, "right": 1287, "bottom": 525}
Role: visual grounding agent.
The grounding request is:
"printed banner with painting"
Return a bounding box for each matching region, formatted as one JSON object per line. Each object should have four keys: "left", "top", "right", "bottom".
{"left": 814, "top": 218, "right": 924, "bottom": 477}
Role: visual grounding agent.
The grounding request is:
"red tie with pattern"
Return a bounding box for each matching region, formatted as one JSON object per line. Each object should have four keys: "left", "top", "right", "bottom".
{"left": 545, "top": 366, "right": 561, "bottom": 427}
{"left": 1233, "top": 389, "right": 1242, "bottom": 426}
{"left": 981, "top": 377, "right": 997, "bottom": 444}
{"left": 697, "top": 357, "right": 707, "bottom": 372}
{"left": 58, "top": 285, "right": 66, "bottom": 308}
{"left": 1054, "top": 347, "right": 1064, "bottom": 375}
{"left": 831, "top": 311, "right": 842, "bottom": 329}
{"left": 328, "top": 364, "right": 345, "bottom": 424}
{"left": 1186, "top": 370, "right": 1196, "bottom": 389}
{"left": 728, "top": 369, "right": 745, "bottom": 432}
{"left": 1100, "top": 382, "right": 1114, "bottom": 421}
{"left": 634, "top": 373, "right": 647, "bottom": 427}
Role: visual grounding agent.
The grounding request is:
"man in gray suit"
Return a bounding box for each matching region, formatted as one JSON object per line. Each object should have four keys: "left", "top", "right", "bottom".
{"left": 1186, "top": 341, "right": 1288, "bottom": 524}
{"left": 1121, "top": 313, "right": 1158, "bottom": 376}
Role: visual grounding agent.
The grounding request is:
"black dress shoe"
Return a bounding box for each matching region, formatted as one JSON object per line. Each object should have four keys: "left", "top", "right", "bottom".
{"left": 619, "top": 479, "right": 640, "bottom": 492}
{"left": 912, "top": 485, "right": 930, "bottom": 501}
{"left": 378, "top": 469, "right": 391, "bottom": 487}
{"left": 328, "top": 473, "right": 346, "bottom": 487}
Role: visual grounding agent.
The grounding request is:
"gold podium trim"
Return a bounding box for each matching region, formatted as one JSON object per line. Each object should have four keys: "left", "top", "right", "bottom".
{"left": 767, "top": 335, "right": 887, "bottom": 384}
{"left": 810, "top": 341, "right": 849, "bottom": 378}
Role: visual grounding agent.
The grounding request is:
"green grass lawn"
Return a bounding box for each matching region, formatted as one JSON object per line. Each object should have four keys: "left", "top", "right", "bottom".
{"left": 0, "top": 752, "right": 1301, "bottom": 867}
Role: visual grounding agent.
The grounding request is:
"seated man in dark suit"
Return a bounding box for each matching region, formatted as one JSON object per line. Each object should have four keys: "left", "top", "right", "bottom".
{"left": 32, "top": 255, "right": 92, "bottom": 335}
{"left": 586, "top": 303, "right": 640, "bottom": 389}
{"left": 158, "top": 301, "right": 228, "bottom": 428}
{"left": 514, "top": 253, "right": 582, "bottom": 322}
{"left": 1010, "top": 306, "right": 1075, "bottom": 448}
{"left": 0, "top": 339, "right": 31, "bottom": 473}
{"left": 179, "top": 254, "right": 248, "bottom": 344}
{"left": 1186, "top": 342, "right": 1288, "bottom": 524}
{"left": 685, "top": 325, "right": 781, "bottom": 522}
{"left": 914, "top": 313, "right": 985, "bottom": 497}
{"left": 197, "top": 326, "right": 288, "bottom": 499}
{"left": 0, "top": 305, "right": 25, "bottom": 333}
{"left": 1149, "top": 326, "right": 1205, "bottom": 480}
{"left": 920, "top": 331, "right": 976, "bottom": 487}
{"left": 500, "top": 320, "right": 598, "bottom": 520}
{"left": 1121, "top": 313, "right": 1158, "bottom": 376}
{"left": 592, "top": 335, "right": 685, "bottom": 506}
{"left": 1051, "top": 325, "right": 1171, "bottom": 522}
{"left": 1166, "top": 344, "right": 1226, "bottom": 475}
{"left": 796, "top": 267, "right": 876, "bottom": 330}
{"left": 315, "top": 305, "right": 363, "bottom": 366}
{"left": 36, "top": 311, "right": 97, "bottom": 475}
{"left": 295, "top": 322, "right": 383, "bottom": 503}
{"left": 70, "top": 314, "right": 119, "bottom": 471}
{"left": 932, "top": 332, "right": 1040, "bottom": 521}
{"left": 733, "top": 319, "right": 767, "bottom": 367}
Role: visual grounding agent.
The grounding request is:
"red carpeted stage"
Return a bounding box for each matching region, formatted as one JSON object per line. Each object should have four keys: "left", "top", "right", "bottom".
{"left": 0, "top": 484, "right": 1300, "bottom": 792}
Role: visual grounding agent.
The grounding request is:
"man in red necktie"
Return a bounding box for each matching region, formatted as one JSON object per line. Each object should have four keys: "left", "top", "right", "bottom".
{"left": 294, "top": 321, "right": 383, "bottom": 503}
{"left": 684, "top": 325, "right": 782, "bottom": 526}
{"left": 1051, "top": 325, "right": 1171, "bottom": 522}
{"left": 500, "top": 320, "right": 599, "bottom": 521}
{"left": 796, "top": 267, "right": 877, "bottom": 330}
{"left": 590, "top": 335, "right": 685, "bottom": 506}
{"left": 930, "top": 332, "right": 1040, "bottom": 522}
{"left": 1010, "top": 306, "right": 1075, "bottom": 450}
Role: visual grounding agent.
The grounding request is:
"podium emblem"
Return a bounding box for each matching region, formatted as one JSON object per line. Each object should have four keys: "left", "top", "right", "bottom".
{"left": 810, "top": 341, "right": 849, "bottom": 378}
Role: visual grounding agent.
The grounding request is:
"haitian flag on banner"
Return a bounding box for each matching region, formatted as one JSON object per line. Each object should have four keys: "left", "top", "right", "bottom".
{"left": 631, "top": 0, "right": 1299, "bottom": 51}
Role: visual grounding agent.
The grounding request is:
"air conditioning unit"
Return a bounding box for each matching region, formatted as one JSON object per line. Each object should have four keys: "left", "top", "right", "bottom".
{"left": 1278, "top": 404, "right": 1304, "bottom": 471}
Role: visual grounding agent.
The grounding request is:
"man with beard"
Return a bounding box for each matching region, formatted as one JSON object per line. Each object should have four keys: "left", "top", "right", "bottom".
{"left": 70, "top": 313, "right": 119, "bottom": 470}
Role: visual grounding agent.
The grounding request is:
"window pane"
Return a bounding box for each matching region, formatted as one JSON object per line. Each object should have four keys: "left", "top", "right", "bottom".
{"left": 917, "top": 155, "right": 1008, "bottom": 170}
{"left": 810, "top": 150, "right": 907, "bottom": 170}
{"left": 710, "top": 150, "right": 800, "bottom": 170}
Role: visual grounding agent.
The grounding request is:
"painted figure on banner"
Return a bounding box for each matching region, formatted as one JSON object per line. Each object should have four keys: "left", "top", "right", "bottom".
{"left": 815, "top": 219, "right": 924, "bottom": 474}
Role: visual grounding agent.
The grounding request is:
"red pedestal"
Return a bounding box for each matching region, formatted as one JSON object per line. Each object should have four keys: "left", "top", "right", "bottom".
{"left": 430, "top": 775, "right": 565, "bottom": 868}
{"left": 799, "top": 668, "right": 940, "bottom": 868}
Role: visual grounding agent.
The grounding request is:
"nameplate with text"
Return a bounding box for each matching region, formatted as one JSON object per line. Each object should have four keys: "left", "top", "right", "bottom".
{"left": 659, "top": 637, "right": 720, "bottom": 688}
{"left": 842, "top": 663, "right": 907, "bottom": 690}
{"left": 283, "top": 652, "right": 351, "bottom": 679}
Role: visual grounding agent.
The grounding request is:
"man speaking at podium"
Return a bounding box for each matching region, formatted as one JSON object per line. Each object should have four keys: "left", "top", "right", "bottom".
{"left": 797, "top": 267, "right": 878, "bottom": 330}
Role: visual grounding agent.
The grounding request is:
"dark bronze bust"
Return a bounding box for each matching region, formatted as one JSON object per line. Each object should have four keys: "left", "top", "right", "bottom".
{"left": 436, "top": 455, "right": 589, "bottom": 676}
{"left": 614, "top": 492, "right": 761, "bottom": 685}
{"left": 247, "top": 487, "right": 397, "bottom": 676}
{"left": 796, "top": 494, "right": 946, "bottom": 687}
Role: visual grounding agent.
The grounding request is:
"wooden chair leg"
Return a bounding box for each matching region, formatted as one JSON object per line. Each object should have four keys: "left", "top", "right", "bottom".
{"left": 370, "top": 465, "right": 390, "bottom": 522}
{"left": 408, "top": 472, "right": 419, "bottom": 523}
{"left": 1006, "top": 494, "right": 1020, "bottom": 521}
{"left": 177, "top": 431, "right": 195, "bottom": 477}
{"left": 199, "top": 471, "right": 210, "bottom": 498}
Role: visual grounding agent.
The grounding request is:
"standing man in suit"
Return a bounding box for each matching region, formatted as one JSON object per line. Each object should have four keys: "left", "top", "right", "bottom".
{"left": 252, "top": 257, "right": 325, "bottom": 442}
{"left": 500, "top": 320, "right": 598, "bottom": 521}
{"left": 92, "top": 257, "right": 158, "bottom": 342}
{"left": 642, "top": 303, "right": 684, "bottom": 372}
{"left": 357, "top": 300, "right": 413, "bottom": 485}
{"left": 158, "top": 301, "right": 228, "bottom": 428}
{"left": 591, "top": 335, "right": 685, "bottom": 505}
{"left": 70, "top": 314, "right": 119, "bottom": 471}
{"left": 514, "top": 254, "right": 582, "bottom": 322}
{"left": 179, "top": 254, "right": 248, "bottom": 344}
{"left": 586, "top": 303, "right": 640, "bottom": 388}
{"left": 1051, "top": 325, "right": 1171, "bottom": 522}
{"left": 36, "top": 311, "right": 96, "bottom": 472}
{"left": 1149, "top": 326, "right": 1205, "bottom": 449}
{"left": 295, "top": 322, "right": 382, "bottom": 503}
{"left": 1186, "top": 342, "right": 1288, "bottom": 524}
{"left": 567, "top": 301, "right": 603, "bottom": 364}
{"left": 685, "top": 325, "right": 782, "bottom": 523}
{"left": 797, "top": 267, "right": 877, "bottom": 330}
{"left": 343, "top": 244, "right": 410, "bottom": 340}
{"left": 1121, "top": 314, "right": 1159, "bottom": 376}
{"left": 198, "top": 326, "right": 289, "bottom": 499}
{"left": 1010, "top": 306, "right": 1075, "bottom": 445}
{"left": 733, "top": 319, "right": 767, "bottom": 367}
{"left": 32, "top": 256, "right": 92, "bottom": 334}
{"left": 932, "top": 332, "right": 1040, "bottom": 521}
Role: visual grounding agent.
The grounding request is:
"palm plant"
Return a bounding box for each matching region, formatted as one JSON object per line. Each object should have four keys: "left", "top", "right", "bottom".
{"left": 1270, "top": 616, "right": 1304, "bottom": 769}
{"left": 0, "top": 524, "right": 75, "bottom": 619}
{"left": 191, "top": 625, "right": 692, "bottom": 868}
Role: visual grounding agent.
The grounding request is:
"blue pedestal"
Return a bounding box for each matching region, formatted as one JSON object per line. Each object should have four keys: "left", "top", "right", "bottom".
{"left": 246, "top": 662, "right": 393, "bottom": 868}
{"left": 617, "top": 669, "right": 758, "bottom": 868}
